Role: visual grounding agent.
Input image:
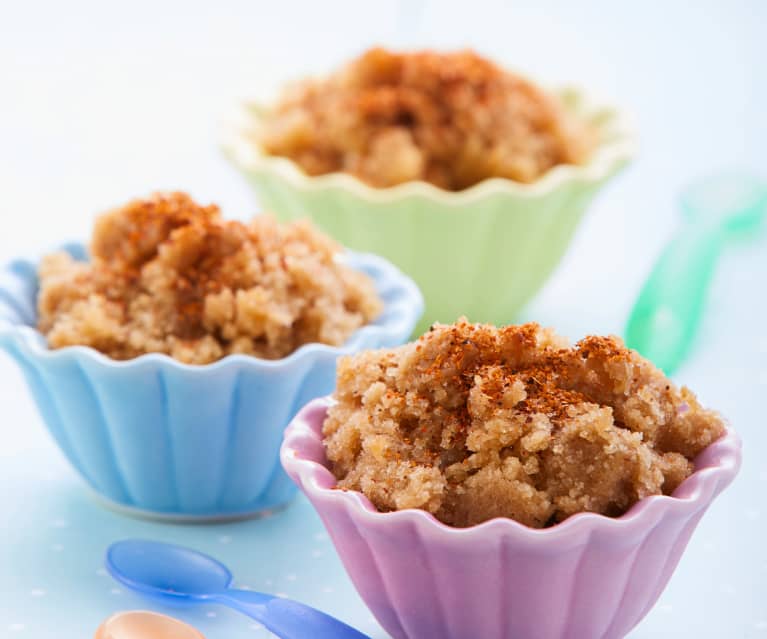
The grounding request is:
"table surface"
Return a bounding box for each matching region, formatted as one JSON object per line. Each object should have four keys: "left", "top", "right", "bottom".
{"left": 1, "top": 1, "right": 766, "bottom": 637}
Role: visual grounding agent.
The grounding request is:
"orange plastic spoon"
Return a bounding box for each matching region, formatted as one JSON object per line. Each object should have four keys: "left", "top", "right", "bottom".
{"left": 95, "top": 611, "right": 205, "bottom": 639}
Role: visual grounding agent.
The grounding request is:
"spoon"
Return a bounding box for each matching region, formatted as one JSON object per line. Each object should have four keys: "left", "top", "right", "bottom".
{"left": 106, "top": 539, "right": 371, "bottom": 639}
{"left": 95, "top": 610, "right": 206, "bottom": 639}
{"left": 625, "top": 173, "right": 767, "bottom": 374}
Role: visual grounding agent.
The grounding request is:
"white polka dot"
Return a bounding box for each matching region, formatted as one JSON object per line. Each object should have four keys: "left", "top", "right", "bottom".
{"left": 311, "top": 549, "right": 324, "bottom": 558}
{"left": 276, "top": 592, "right": 288, "bottom": 598}
{"left": 313, "top": 532, "right": 329, "bottom": 542}
{"left": 51, "top": 519, "right": 68, "bottom": 528}
{"left": 218, "top": 535, "right": 232, "bottom": 544}
{"left": 285, "top": 573, "right": 297, "bottom": 581}
{"left": 755, "top": 620, "right": 767, "bottom": 630}
{"left": 51, "top": 543, "right": 64, "bottom": 552}
{"left": 322, "top": 586, "right": 334, "bottom": 594}
{"left": 29, "top": 589, "right": 45, "bottom": 597}
{"left": 658, "top": 603, "right": 673, "bottom": 613}
{"left": 110, "top": 588, "right": 122, "bottom": 595}
{"left": 746, "top": 508, "right": 761, "bottom": 521}
{"left": 206, "top": 612, "right": 217, "bottom": 618}
{"left": 8, "top": 623, "right": 25, "bottom": 632}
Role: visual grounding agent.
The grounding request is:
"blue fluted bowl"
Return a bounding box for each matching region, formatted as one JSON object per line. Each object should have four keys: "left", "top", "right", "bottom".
{"left": 0, "top": 243, "right": 423, "bottom": 521}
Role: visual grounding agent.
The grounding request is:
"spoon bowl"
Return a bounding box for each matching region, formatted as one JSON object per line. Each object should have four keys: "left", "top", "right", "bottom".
{"left": 681, "top": 172, "right": 767, "bottom": 234}
{"left": 95, "top": 611, "right": 206, "bottom": 639}
{"left": 107, "top": 540, "right": 232, "bottom": 601}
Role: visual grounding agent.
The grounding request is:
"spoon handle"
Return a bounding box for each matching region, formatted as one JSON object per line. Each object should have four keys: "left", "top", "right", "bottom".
{"left": 624, "top": 221, "right": 723, "bottom": 375}
{"left": 212, "top": 589, "right": 372, "bottom": 639}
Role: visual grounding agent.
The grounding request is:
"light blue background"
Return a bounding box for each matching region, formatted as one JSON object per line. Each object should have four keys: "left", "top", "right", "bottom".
{"left": 1, "top": 1, "right": 765, "bottom": 637}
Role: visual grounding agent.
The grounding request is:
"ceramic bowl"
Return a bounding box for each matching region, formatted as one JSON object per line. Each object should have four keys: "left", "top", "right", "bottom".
{"left": 0, "top": 245, "right": 422, "bottom": 521}
{"left": 225, "top": 86, "right": 635, "bottom": 333}
{"left": 281, "top": 397, "right": 741, "bottom": 639}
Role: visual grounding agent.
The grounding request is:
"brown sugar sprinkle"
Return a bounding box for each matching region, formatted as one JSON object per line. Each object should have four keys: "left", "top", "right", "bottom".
{"left": 36, "top": 192, "right": 382, "bottom": 364}
{"left": 323, "top": 319, "right": 726, "bottom": 528}
{"left": 258, "top": 48, "right": 595, "bottom": 190}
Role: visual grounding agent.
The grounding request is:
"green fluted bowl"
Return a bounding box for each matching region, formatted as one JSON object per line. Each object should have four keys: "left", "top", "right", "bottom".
{"left": 224, "top": 87, "right": 634, "bottom": 334}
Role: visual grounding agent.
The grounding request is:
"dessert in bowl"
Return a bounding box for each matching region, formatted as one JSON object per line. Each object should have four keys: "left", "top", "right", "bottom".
{"left": 282, "top": 320, "right": 740, "bottom": 639}
{"left": 0, "top": 192, "right": 422, "bottom": 520}
{"left": 226, "top": 48, "right": 634, "bottom": 333}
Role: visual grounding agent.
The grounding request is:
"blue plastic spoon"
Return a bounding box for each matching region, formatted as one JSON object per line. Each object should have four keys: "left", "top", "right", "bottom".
{"left": 106, "top": 539, "right": 371, "bottom": 639}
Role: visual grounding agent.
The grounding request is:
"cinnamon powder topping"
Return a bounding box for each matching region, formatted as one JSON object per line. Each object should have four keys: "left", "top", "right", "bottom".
{"left": 323, "top": 319, "right": 725, "bottom": 528}
{"left": 259, "top": 48, "right": 594, "bottom": 190}
{"left": 37, "top": 192, "right": 382, "bottom": 364}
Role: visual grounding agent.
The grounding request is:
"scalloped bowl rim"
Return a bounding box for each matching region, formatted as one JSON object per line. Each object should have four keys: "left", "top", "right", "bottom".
{"left": 281, "top": 397, "right": 742, "bottom": 544}
{"left": 0, "top": 247, "right": 424, "bottom": 374}
{"left": 223, "top": 84, "right": 637, "bottom": 206}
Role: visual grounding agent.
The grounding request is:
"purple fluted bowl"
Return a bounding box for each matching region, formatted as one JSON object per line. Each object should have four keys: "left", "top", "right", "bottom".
{"left": 281, "top": 397, "right": 741, "bottom": 639}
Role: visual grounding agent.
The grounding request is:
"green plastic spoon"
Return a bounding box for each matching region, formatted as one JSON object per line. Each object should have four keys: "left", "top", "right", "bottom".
{"left": 625, "top": 173, "right": 767, "bottom": 375}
